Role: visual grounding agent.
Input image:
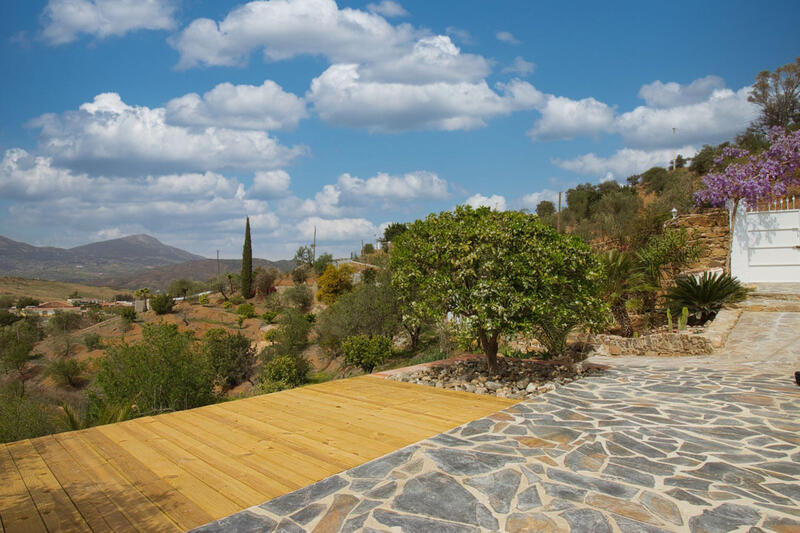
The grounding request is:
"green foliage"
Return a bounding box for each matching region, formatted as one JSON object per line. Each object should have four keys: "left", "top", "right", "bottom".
{"left": 748, "top": 56, "right": 800, "bottom": 133}
{"left": 236, "top": 303, "right": 256, "bottom": 319}
{"left": 316, "top": 264, "right": 353, "bottom": 305}
{"left": 262, "top": 310, "right": 278, "bottom": 323}
{"left": 264, "top": 328, "right": 279, "bottom": 342}
{"left": 267, "top": 309, "right": 311, "bottom": 356}
{"left": 292, "top": 265, "right": 311, "bottom": 285}
{"left": 381, "top": 222, "right": 408, "bottom": 249}
{"left": 254, "top": 267, "right": 279, "bottom": 297}
{"left": 257, "top": 353, "right": 310, "bottom": 393}
{"left": 150, "top": 293, "right": 175, "bottom": 315}
{"left": 667, "top": 273, "right": 747, "bottom": 325}
{"left": 639, "top": 166, "right": 670, "bottom": 193}
{"left": 341, "top": 334, "right": 392, "bottom": 373}
{"left": 241, "top": 217, "right": 253, "bottom": 298}
{"left": 167, "top": 279, "right": 201, "bottom": 298}
{"left": 294, "top": 245, "right": 315, "bottom": 267}
{"left": 282, "top": 284, "right": 313, "bottom": 312}
{"left": 16, "top": 296, "right": 40, "bottom": 308}
{"left": 304, "top": 313, "right": 316, "bottom": 324}
{"left": 0, "top": 319, "right": 41, "bottom": 380}
{"left": 222, "top": 301, "right": 234, "bottom": 310}
{"left": 598, "top": 250, "right": 650, "bottom": 337}
{"left": 678, "top": 306, "right": 689, "bottom": 330}
{"left": 201, "top": 328, "right": 255, "bottom": 389}
{"left": 47, "top": 358, "right": 86, "bottom": 387}
{"left": 198, "top": 293, "right": 210, "bottom": 305}
{"left": 362, "top": 243, "right": 375, "bottom": 255}
{"left": 0, "top": 384, "right": 59, "bottom": 443}
{"left": 361, "top": 268, "right": 377, "bottom": 285}
{"left": 0, "top": 309, "right": 21, "bottom": 327}
{"left": 535, "top": 200, "right": 555, "bottom": 217}
{"left": 95, "top": 323, "right": 216, "bottom": 416}
{"left": 667, "top": 308, "right": 673, "bottom": 331}
{"left": 47, "top": 310, "right": 81, "bottom": 335}
{"left": 690, "top": 143, "right": 729, "bottom": 175}
{"left": 83, "top": 332, "right": 102, "bottom": 350}
{"left": 313, "top": 253, "right": 334, "bottom": 276}
{"left": 392, "top": 206, "right": 607, "bottom": 371}
{"left": 316, "top": 273, "right": 402, "bottom": 355}
{"left": 636, "top": 229, "right": 703, "bottom": 290}
{"left": 229, "top": 294, "right": 244, "bottom": 305}
{"left": 113, "top": 293, "right": 134, "bottom": 302}
{"left": 0, "top": 295, "right": 15, "bottom": 309}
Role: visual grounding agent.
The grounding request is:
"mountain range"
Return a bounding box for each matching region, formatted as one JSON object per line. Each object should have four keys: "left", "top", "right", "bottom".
{"left": 0, "top": 234, "right": 293, "bottom": 289}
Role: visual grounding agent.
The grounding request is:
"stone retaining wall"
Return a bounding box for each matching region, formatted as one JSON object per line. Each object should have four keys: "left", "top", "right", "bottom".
{"left": 580, "top": 332, "right": 714, "bottom": 357}
{"left": 665, "top": 208, "right": 729, "bottom": 272}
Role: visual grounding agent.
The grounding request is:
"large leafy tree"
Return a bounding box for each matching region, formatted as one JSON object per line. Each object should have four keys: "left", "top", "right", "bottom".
{"left": 241, "top": 217, "right": 253, "bottom": 298}
{"left": 316, "top": 264, "right": 353, "bottom": 305}
{"left": 392, "top": 206, "right": 607, "bottom": 373}
{"left": 748, "top": 56, "right": 800, "bottom": 134}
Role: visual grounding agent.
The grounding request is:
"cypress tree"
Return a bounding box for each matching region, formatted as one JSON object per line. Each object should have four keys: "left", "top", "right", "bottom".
{"left": 241, "top": 217, "right": 252, "bottom": 298}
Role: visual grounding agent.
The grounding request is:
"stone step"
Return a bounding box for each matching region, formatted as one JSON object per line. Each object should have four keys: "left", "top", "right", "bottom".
{"left": 735, "top": 298, "right": 800, "bottom": 312}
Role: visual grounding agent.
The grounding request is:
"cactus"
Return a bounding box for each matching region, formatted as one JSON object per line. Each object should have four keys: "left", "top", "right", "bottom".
{"left": 666, "top": 308, "right": 673, "bottom": 331}
{"left": 678, "top": 306, "right": 689, "bottom": 331}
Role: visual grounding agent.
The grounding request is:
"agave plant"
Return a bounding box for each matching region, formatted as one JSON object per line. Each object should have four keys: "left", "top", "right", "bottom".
{"left": 667, "top": 272, "right": 748, "bottom": 325}
{"left": 598, "top": 250, "right": 650, "bottom": 337}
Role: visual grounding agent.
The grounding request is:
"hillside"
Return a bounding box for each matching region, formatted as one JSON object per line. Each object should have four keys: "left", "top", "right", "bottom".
{"left": 94, "top": 258, "right": 295, "bottom": 290}
{"left": 0, "top": 234, "right": 205, "bottom": 283}
{"left": 0, "top": 276, "right": 125, "bottom": 301}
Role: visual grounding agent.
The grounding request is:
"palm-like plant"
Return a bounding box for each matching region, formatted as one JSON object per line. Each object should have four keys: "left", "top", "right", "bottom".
{"left": 598, "top": 250, "right": 650, "bottom": 337}
{"left": 667, "top": 272, "right": 748, "bottom": 325}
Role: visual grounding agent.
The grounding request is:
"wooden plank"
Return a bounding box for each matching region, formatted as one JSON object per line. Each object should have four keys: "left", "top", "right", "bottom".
{"left": 32, "top": 435, "right": 136, "bottom": 533}
{"left": 55, "top": 432, "right": 180, "bottom": 533}
{"left": 4, "top": 440, "right": 88, "bottom": 533}
{"left": 0, "top": 445, "right": 47, "bottom": 533}
{"left": 77, "top": 429, "right": 212, "bottom": 531}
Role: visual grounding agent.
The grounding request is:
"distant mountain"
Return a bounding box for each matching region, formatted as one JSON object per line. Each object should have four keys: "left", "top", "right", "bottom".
{"left": 0, "top": 234, "right": 205, "bottom": 283}
{"left": 97, "top": 258, "right": 295, "bottom": 290}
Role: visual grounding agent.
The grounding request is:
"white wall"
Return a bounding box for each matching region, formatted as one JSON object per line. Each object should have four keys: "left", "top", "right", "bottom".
{"left": 731, "top": 204, "right": 800, "bottom": 283}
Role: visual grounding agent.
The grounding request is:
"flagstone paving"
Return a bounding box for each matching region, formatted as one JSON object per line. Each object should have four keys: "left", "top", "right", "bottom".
{"left": 193, "top": 364, "right": 800, "bottom": 532}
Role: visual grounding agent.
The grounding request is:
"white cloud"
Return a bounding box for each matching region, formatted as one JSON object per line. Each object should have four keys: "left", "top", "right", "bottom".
{"left": 165, "top": 80, "right": 307, "bottom": 130}
{"left": 41, "top": 0, "right": 176, "bottom": 44}
{"left": 445, "top": 26, "right": 472, "bottom": 45}
{"left": 502, "top": 56, "right": 535, "bottom": 76}
{"left": 496, "top": 31, "right": 520, "bottom": 44}
{"left": 366, "top": 0, "right": 408, "bottom": 17}
{"left": 520, "top": 189, "right": 558, "bottom": 210}
{"left": 30, "top": 93, "right": 307, "bottom": 176}
{"left": 298, "top": 217, "right": 377, "bottom": 241}
{"left": 527, "top": 95, "right": 615, "bottom": 141}
{"left": 250, "top": 170, "right": 291, "bottom": 198}
{"left": 170, "top": 0, "right": 419, "bottom": 69}
{"left": 638, "top": 75, "right": 726, "bottom": 108}
{"left": 308, "top": 65, "right": 542, "bottom": 131}
{"left": 465, "top": 193, "right": 506, "bottom": 211}
{"left": 552, "top": 145, "right": 698, "bottom": 179}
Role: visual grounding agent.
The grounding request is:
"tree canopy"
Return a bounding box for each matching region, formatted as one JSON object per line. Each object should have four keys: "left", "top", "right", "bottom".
{"left": 241, "top": 217, "right": 253, "bottom": 298}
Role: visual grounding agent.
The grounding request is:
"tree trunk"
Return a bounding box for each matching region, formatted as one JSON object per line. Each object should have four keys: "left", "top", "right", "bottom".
{"left": 612, "top": 300, "right": 634, "bottom": 337}
{"left": 478, "top": 329, "right": 500, "bottom": 375}
{"left": 404, "top": 325, "right": 421, "bottom": 352}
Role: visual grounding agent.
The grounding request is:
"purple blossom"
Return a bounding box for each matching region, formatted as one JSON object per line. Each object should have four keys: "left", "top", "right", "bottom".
{"left": 695, "top": 128, "right": 800, "bottom": 208}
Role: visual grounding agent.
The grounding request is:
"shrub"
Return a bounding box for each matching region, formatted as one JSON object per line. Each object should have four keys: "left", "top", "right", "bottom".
{"left": 198, "top": 293, "right": 210, "bottom": 305}
{"left": 264, "top": 329, "right": 279, "bottom": 342}
{"left": 269, "top": 310, "right": 311, "bottom": 355}
{"left": 236, "top": 303, "right": 256, "bottom": 319}
{"left": 16, "top": 296, "right": 40, "bottom": 308}
{"left": 47, "top": 358, "right": 85, "bottom": 387}
{"left": 95, "top": 323, "right": 216, "bottom": 416}
{"left": 150, "top": 294, "right": 175, "bottom": 315}
{"left": 667, "top": 272, "right": 748, "bottom": 325}
{"left": 283, "top": 285, "right": 313, "bottom": 312}
{"left": 222, "top": 300, "right": 234, "bottom": 310}
{"left": 113, "top": 293, "right": 134, "bottom": 302}
{"left": 341, "top": 334, "right": 392, "bottom": 373}
{"left": 0, "top": 385, "right": 58, "bottom": 443}
{"left": 292, "top": 265, "right": 311, "bottom": 285}
{"left": 47, "top": 310, "right": 82, "bottom": 335}
{"left": 0, "top": 295, "right": 15, "bottom": 309}
{"left": 317, "top": 264, "right": 353, "bottom": 305}
{"left": 304, "top": 313, "right": 316, "bottom": 324}
{"left": 83, "top": 332, "right": 102, "bottom": 350}
{"left": 116, "top": 307, "right": 136, "bottom": 321}
{"left": 229, "top": 295, "right": 245, "bottom": 305}
{"left": 258, "top": 353, "right": 310, "bottom": 393}
{"left": 0, "top": 310, "right": 21, "bottom": 327}
{"left": 262, "top": 310, "right": 278, "bottom": 324}
{"left": 201, "top": 328, "right": 255, "bottom": 389}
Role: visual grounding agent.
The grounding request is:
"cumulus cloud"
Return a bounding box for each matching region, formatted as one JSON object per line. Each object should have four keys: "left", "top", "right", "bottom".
{"left": 41, "top": 0, "right": 176, "bottom": 44}
{"left": 520, "top": 189, "right": 559, "bottom": 210}
{"left": 298, "top": 217, "right": 377, "bottom": 241}
{"left": 527, "top": 95, "right": 615, "bottom": 141}
{"left": 496, "top": 31, "right": 520, "bottom": 44}
{"left": 465, "top": 193, "right": 506, "bottom": 211}
{"left": 502, "top": 56, "right": 535, "bottom": 76}
{"left": 250, "top": 170, "right": 291, "bottom": 198}
{"left": 308, "top": 65, "right": 542, "bottom": 131}
{"left": 30, "top": 92, "right": 307, "bottom": 176}
{"left": 445, "top": 27, "right": 472, "bottom": 45}
{"left": 165, "top": 80, "right": 307, "bottom": 130}
{"left": 366, "top": 0, "right": 408, "bottom": 17}
{"left": 638, "top": 75, "right": 726, "bottom": 108}
{"left": 170, "top": 0, "right": 418, "bottom": 69}
{"left": 552, "top": 145, "right": 697, "bottom": 179}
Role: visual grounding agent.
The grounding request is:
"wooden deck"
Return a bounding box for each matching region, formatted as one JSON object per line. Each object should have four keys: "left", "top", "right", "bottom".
{"left": 0, "top": 376, "right": 516, "bottom": 532}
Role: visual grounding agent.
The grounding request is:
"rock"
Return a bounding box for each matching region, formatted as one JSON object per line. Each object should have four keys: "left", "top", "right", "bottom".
{"left": 485, "top": 381, "right": 501, "bottom": 391}
{"left": 526, "top": 382, "right": 537, "bottom": 393}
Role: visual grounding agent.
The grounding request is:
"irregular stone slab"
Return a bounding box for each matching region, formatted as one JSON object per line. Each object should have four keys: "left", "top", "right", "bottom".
{"left": 340, "top": 513, "right": 368, "bottom": 533}
{"left": 665, "top": 488, "right": 708, "bottom": 506}
{"left": 192, "top": 510, "right": 276, "bottom": 532}
{"left": 640, "top": 492, "right": 683, "bottom": 526}
{"left": 290, "top": 503, "right": 326, "bottom": 526}
{"left": 465, "top": 469, "right": 521, "bottom": 513}
{"left": 348, "top": 446, "right": 418, "bottom": 479}
{"left": 311, "top": 494, "right": 358, "bottom": 532}
{"left": 613, "top": 516, "right": 674, "bottom": 533}
{"left": 392, "top": 471, "right": 497, "bottom": 529}
{"left": 547, "top": 468, "right": 639, "bottom": 499}
{"left": 505, "top": 512, "right": 559, "bottom": 533}
{"left": 426, "top": 448, "right": 522, "bottom": 476}
{"left": 762, "top": 515, "right": 800, "bottom": 532}
{"left": 603, "top": 463, "right": 656, "bottom": 487}
{"left": 688, "top": 503, "right": 761, "bottom": 533}
{"left": 516, "top": 485, "right": 543, "bottom": 511}
{"left": 542, "top": 482, "right": 588, "bottom": 503}
{"left": 365, "top": 481, "right": 397, "bottom": 500}
{"left": 274, "top": 519, "right": 304, "bottom": 533}
{"left": 610, "top": 456, "right": 675, "bottom": 476}
{"left": 561, "top": 508, "right": 612, "bottom": 533}
{"left": 373, "top": 509, "right": 480, "bottom": 533}
{"left": 586, "top": 493, "right": 661, "bottom": 526}
{"left": 260, "top": 475, "right": 348, "bottom": 515}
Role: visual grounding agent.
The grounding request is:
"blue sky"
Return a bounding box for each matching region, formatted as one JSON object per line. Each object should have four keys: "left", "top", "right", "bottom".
{"left": 0, "top": 0, "right": 798, "bottom": 259}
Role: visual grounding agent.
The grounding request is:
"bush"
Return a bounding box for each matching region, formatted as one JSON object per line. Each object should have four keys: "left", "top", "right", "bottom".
{"left": 268, "top": 310, "right": 311, "bottom": 355}
{"left": 198, "top": 293, "right": 210, "bottom": 305}
{"left": 0, "top": 309, "right": 21, "bottom": 327}
{"left": 0, "top": 295, "right": 15, "bottom": 309}
{"left": 264, "top": 329, "right": 279, "bottom": 342}
{"left": 83, "top": 332, "right": 102, "bottom": 350}
{"left": 317, "top": 264, "right": 353, "bottom": 305}
{"left": 0, "top": 385, "right": 59, "bottom": 443}
{"left": 229, "top": 295, "right": 245, "bottom": 305}
{"left": 304, "top": 313, "right": 316, "bottom": 324}
{"left": 16, "top": 296, "right": 40, "bottom": 308}
{"left": 201, "top": 328, "right": 255, "bottom": 389}
{"left": 149, "top": 294, "right": 175, "bottom": 315}
{"left": 113, "top": 293, "right": 134, "bottom": 302}
{"left": 47, "top": 310, "right": 82, "bottom": 335}
{"left": 341, "top": 334, "right": 392, "bottom": 373}
{"left": 283, "top": 285, "right": 313, "bottom": 313}
{"left": 262, "top": 310, "right": 278, "bottom": 324}
{"left": 667, "top": 272, "right": 748, "bottom": 325}
{"left": 236, "top": 303, "right": 256, "bottom": 319}
{"left": 95, "top": 323, "right": 216, "bottom": 416}
{"left": 258, "top": 354, "right": 310, "bottom": 392}
{"left": 222, "top": 300, "right": 234, "bottom": 310}
{"left": 47, "top": 358, "right": 85, "bottom": 387}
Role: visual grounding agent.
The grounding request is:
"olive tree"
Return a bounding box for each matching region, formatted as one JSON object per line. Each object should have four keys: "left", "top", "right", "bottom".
{"left": 392, "top": 206, "right": 607, "bottom": 373}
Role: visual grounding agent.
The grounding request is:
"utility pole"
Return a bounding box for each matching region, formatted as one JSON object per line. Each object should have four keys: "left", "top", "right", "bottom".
{"left": 216, "top": 250, "right": 221, "bottom": 291}
{"left": 557, "top": 191, "right": 562, "bottom": 233}
{"left": 312, "top": 226, "right": 316, "bottom": 263}
{"left": 672, "top": 127, "right": 676, "bottom": 171}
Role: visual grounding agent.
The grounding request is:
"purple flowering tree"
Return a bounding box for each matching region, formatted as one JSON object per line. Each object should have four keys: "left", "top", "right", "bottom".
{"left": 694, "top": 127, "right": 800, "bottom": 271}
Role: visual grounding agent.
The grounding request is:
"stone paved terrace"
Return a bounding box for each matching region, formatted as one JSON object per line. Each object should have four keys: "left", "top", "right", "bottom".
{"left": 0, "top": 377, "right": 514, "bottom": 532}
{"left": 194, "top": 365, "right": 800, "bottom": 533}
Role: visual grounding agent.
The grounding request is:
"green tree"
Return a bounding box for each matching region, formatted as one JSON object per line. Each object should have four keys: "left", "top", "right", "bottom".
{"left": 312, "top": 253, "right": 333, "bottom": 276}
{"left": 381, "top": 222, "right": 408, "bottom": 249}
{"left": 392, "top": 206, "right": 607, "bottom": 372}
{"left": 241, "top": 217, "right": 253, "bottom": 298}
{"left": 294, "top": 245, "right": 314, "bottom": 268}
{"left": 316, "top": 264, "right": 353, "bottom": 305}
{"left": 341, "top": 334, "right": 392, "bottom": 373}
{"left": 236, "top": 303, "right": 256, "bottom": 319}
{"left": 0, "top": 384, "right": 58, "bottom": 443}
{"left": 201, "top": 328, "right": 255, "bottom": 389}
{"left": 168, "top": 279, "right": 199, "bottom": 298}
{"left": 535, "top": 200, "right": 555, "bottom": 217}
{"left": 749, "top": 56, "right": 800, "bottom": 133}
{"left": 362, "top": 243, "right": 375, "bottom": 255}
{"left": 47, "top": 358, "right": 86, "bottom": 388}
{"left": 134, "top": 288, "right": 151, "bottom": 311}
{"left": 257, "top": 354, "right": 310, "bottom": 392}
{"left": 94, "top": 323, "right": 216, "bottom": 416}
{"left": 150, "top": 293, "right": 175, "bottom": 315}
{"left": 16, "top": 296, "right": 40, "bottom": 308}
{"left": 282, "top": 284, "right": 313, "bottom": 312}
{"left": 253, "top": 267, "right": 279, "bottom": 297}
{"left": 598, "top": 250, "right": 650, "bottom": 337}
{"left": 292, "top": 265, "right": 311, "bottom": 285}
{"left": 0, "top": 319, "right": 41, "bottom": 395}
{"left": 0, "top": 295, "right": 15, "bottom": 309}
